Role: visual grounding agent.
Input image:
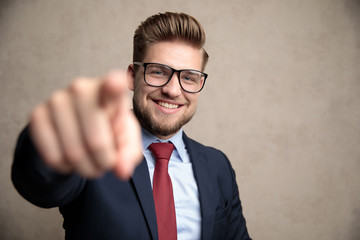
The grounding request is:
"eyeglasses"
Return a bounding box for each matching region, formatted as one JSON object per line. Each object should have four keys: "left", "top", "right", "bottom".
{"left": 133, "top": 62, "right": 208, "bottom": 93}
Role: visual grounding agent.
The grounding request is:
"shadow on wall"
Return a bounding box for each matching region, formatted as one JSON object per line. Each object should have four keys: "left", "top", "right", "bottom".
{"left": 0, "top": 0, "right": 12, "bottom": 14}
{"left": 345, "top": 1, "right": 360, "bottom": 239}
{"left": 349, "top": 208, "right": 360, "bottom": 240}
{"left": 0, "top": 0, "right": 13, "bottom": 31}
{"left": 346, "top": 0, "right": 360, "bottom": 26}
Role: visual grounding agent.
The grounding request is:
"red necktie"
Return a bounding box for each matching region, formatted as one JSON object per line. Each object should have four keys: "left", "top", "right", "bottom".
{"left": 149, "top": 142, "right": 177, "bottom": 240}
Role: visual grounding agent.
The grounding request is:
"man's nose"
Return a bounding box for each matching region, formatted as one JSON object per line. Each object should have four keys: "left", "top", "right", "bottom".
{"left": 161, "top": 73, "right": 182, "bottom": 97}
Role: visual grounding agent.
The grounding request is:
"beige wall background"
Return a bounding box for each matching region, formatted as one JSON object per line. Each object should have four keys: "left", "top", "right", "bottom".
{"left": 1, "top": 0, "right": 359, "bottom": 239}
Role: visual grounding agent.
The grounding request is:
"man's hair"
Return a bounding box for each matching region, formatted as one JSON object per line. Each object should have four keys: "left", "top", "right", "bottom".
{"left": 133, "top": 12, "right": 209, "bottom": 70}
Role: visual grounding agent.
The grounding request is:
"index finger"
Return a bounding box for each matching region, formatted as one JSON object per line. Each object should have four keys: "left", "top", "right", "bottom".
{"left": 100, "top": 70, "right": 131, "bottom": 122}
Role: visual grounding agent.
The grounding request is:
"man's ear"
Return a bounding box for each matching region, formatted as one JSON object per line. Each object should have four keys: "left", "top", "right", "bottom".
{"left": 127, "top": 64, "right": 135, "bottom": 91}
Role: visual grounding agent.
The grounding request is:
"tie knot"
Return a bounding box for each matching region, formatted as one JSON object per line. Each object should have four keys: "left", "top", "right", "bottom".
{"left": 149, "top": 142, "right": 174, "bottom": 161}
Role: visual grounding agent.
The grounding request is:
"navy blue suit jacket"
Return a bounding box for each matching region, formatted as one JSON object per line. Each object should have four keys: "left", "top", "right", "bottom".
{"left": 12, "top": 127, "right": 251, "bottom": 240}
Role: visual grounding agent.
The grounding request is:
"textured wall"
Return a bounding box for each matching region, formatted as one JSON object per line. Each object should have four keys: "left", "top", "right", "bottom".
{"left": 1, "top": 0, "right": 359, "bottom": 239}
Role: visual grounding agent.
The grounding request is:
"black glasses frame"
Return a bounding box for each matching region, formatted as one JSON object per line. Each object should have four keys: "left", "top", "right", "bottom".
{"left": 133, "top": 62, "right": 208, "bottom": 93}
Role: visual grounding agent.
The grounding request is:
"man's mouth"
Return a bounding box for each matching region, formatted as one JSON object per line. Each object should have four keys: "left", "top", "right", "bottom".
{"left": 156, "top": 101, "right": 180, "bottom": 109}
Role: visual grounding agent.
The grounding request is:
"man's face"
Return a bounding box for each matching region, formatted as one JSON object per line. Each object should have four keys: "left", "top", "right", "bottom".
{"left": 129, "top": 40, "right": 203, "bottom": 139}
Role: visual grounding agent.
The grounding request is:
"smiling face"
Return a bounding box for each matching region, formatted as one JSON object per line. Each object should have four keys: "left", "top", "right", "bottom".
{"left": 128, "top": 40, "right": 203, "bottom": 139}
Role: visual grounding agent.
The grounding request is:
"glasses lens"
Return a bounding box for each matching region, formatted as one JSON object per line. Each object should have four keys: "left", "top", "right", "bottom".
{"left": 180, "top": 70, "right": 205, "bottom": 93}
{"left": 145, "top": 64, "right": 172, "bottom": 86}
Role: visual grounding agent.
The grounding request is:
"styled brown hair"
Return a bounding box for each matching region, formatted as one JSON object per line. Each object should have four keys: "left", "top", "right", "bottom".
{"left": 133, "top": 12, "right": 209, "bottom": 70}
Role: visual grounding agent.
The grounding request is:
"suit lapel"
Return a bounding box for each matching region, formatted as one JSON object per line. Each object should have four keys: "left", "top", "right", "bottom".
{"left": 131, "top": 158, "right": 158, "bottom": 240}
{"left": 183, "top": 134, "right": 216, "bottom": 240}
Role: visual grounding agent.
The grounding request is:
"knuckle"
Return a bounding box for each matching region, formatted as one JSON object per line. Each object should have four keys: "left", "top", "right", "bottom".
{"left": 85, "top": 138, "right": 115, "bottom": 169}
{"left": 100, "top": 152, "right": 116, "bottom": 169}
{"left": 86, "top": 137, "right": 107, "bottom": 156}
{"left": 30, "top": 104, "right": 46, "bottom": 123}
{"left": 69, "top": 77, "right": 94, "bottom": 98}
{"left": 43, "top": 154, "right": 64, "bottom": 171}
{"left": 75, "top": 162, "right": 102, "bottom": 179}
{"left": 64, "top": 146, "right": 87, "bottom": 165}
{"left": 80, "top": 170, "right": 102, "bottom": 179}
{"left": 49, "top": 90, "right": 68, "bottom": 109}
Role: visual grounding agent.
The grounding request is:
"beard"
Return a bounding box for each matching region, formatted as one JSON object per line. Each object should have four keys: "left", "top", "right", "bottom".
{"left": 133, "top": 97, "right": 195, "bottom": 138}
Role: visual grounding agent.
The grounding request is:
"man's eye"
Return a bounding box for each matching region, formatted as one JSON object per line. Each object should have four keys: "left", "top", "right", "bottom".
{"left": 148, "top": 67, "right": 169, "bottom": 77}
{"left": 152, "top": 70, "right": 164, "bottom": 75}
{"left": 182, "top": 74, "right": 198, "bottom": 83}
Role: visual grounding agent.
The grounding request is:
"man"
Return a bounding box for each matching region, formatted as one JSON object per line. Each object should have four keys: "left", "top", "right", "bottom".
{"left": 12, "top": 12, "right": 252, "bottom": 240}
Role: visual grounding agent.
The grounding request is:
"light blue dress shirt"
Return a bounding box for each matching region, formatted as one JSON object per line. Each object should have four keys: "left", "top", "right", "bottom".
{"left": 141, "top": 128, "right": 201, "bottom": 240}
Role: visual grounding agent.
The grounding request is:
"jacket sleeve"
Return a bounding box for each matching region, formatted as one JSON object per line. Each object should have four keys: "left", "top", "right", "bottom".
{"left": 11, "top": 126, "right": 86, "bottom": 208}
{"left": 228, "top": 164, "right": 252, "bottom": 240}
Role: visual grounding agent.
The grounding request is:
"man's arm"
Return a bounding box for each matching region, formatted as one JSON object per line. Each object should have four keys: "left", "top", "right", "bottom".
{"left": 12, "top": 126, "right": 86, "bottom": 208}
{"left": 228, "top": 166, "right": 252, "bottom": 240}
{"left": 12, "top": 71, "right": 143, "bottom": 207}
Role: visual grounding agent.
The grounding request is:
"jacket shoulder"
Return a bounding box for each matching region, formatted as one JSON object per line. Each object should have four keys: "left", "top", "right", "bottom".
{"left": 182, "top": 133, "right": 234, "bottom": 173}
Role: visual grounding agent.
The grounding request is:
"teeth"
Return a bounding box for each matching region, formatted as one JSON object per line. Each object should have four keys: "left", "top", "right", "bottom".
{"left": 158, "top": 101, "right": 179, "bottom": 109}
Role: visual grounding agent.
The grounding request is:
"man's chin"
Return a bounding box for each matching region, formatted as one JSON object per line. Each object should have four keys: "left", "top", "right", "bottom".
{"left": 147, "top": 122, "right": 182, "bottom": 138}
{"left": 133, "top": 102, "right": 194, "bottom": 138}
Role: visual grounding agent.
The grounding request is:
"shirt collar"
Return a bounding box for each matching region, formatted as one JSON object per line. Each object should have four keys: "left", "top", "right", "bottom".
{"left": 141, "top": 127, "right": 187, "bottom": 162}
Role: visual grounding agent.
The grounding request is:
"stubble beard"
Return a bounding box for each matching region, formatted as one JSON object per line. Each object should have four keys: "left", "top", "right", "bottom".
{"left": 133, "top": 98, "right": 195, "bottom": 138}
